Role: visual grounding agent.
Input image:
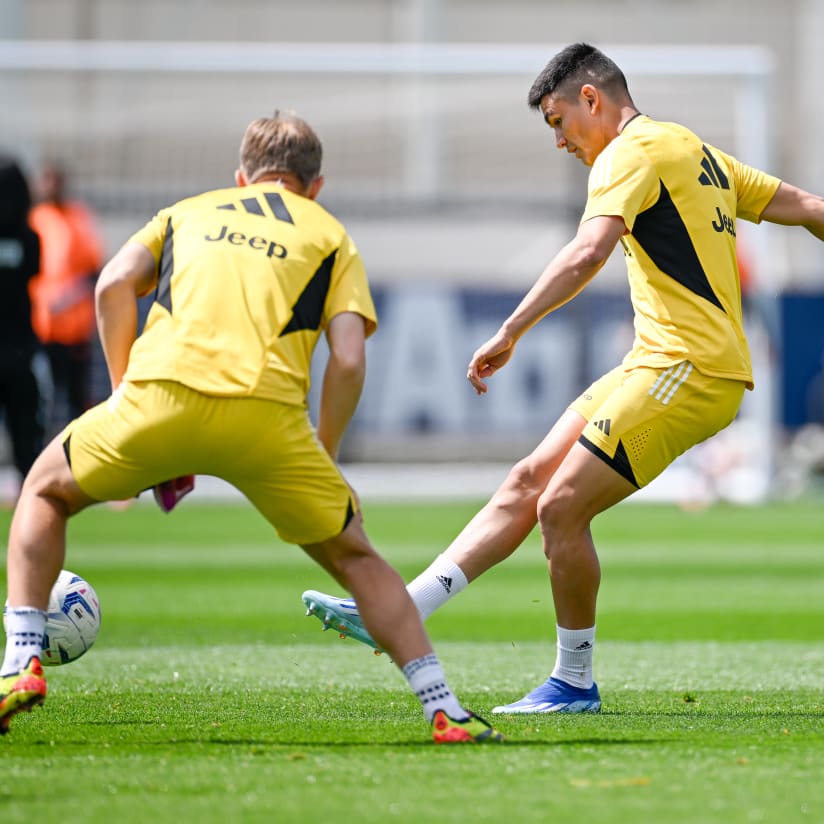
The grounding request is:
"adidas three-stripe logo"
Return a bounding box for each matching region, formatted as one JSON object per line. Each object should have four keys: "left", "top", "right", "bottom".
{"left": 649, "top": 361, "right": 693, "bottom": 405}
{"left": 697, "top": 145, "right": 730, "bottom": 190}
{"left": 593, "top": 419, "right": 611, "bottom": 436}
{"left": 436, "top": 575, "right": 453, "bottom": 594}
{"left": 216, "top": 191, "right": 295, "bottom": 223}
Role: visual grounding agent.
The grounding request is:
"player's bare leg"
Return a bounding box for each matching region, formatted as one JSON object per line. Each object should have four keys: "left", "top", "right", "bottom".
{"left": 301, "top": 411, "right": 588, "bottom": 641}
{"left": 490, "top": 440, "right": 637, "bottom": 715}
{"left": 302, "top": 518, "right": 504, "bottom": 742}
{"left": 6, "top": 436, "right": 95, "bottom": 611}
{"left": 1, "top": 437, "right": 94, "bottom": 732}
{"left": 538, "top": 440, "right": 637, "bottom": 629}
{"left": 441, "top": 409, "right": 588, "bottom": 581}
{"left": 302, "top": 515, "right": 435, "bottom": 667}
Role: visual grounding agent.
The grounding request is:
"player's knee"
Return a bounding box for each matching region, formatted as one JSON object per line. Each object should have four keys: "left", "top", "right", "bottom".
{"left": 536, "top": 487, "right": 576, "bottom": 546}
{"left": 499, "top": 458, "right": 546, "bottom": 506}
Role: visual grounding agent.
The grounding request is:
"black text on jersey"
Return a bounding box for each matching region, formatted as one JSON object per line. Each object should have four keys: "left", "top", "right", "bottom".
{"left": 711, "top": 207, "right": 736, "bottom": 237}
{"left": 204, "top": 225, "right": 288, "bottom": 258}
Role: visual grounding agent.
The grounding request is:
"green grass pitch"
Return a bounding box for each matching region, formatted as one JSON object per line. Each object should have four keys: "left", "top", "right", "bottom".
{"left": 1, "top": 496, "right": 823, "bottom": 823}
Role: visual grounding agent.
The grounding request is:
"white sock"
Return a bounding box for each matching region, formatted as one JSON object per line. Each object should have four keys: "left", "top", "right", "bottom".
{"left": 406, "top": 555, "right": 469, "bottom": 620}
{"left": 550, "top": 625, "right": 595, "bottom": 689}
{"left": 402, "top": 653, "right": 467, "bottom": 722}
{"left": 2, "top": 607, "right": 46, "bottom": 675}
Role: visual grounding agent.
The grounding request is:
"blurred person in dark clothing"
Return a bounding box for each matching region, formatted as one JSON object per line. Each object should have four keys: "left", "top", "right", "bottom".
{"left": 0, "top": 155, "right": 49, "bottom": 500}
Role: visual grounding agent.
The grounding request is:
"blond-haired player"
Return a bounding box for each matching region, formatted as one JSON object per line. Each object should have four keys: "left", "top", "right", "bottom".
{"left": 0, "top": 112, "right": 503, "bottom": 743}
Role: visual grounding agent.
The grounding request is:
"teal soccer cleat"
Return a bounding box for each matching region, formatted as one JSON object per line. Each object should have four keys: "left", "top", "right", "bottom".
{"left": 302, "top": 590, "right": 386, "bottom": 654}
{"left": 492, "top": 676, "right": 601, "bottom": 714}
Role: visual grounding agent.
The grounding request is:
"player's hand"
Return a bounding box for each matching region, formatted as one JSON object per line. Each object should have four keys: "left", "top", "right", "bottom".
{"left": 466, "top": 330, "right": 516, "bottom": 395}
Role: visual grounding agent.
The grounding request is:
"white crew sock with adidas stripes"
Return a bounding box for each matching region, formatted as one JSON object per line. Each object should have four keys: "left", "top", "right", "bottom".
{"left": 550, "top": 625, "right": 596, "bottom": 689}
{"left": 402, "top": 653, "right": 467, "bottom": 722}
{"left": 2, "top": 607, "right": 46, "bottom": 675}
{"left": 406, "top": 555, "right": 469, "bottom": 621}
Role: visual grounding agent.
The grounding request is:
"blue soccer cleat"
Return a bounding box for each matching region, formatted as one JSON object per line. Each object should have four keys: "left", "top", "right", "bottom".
{"left": 491, "top": 676, "right": 601, "bottom": 714}
{"left": 302, "top": 590, "right": 386, "bottom": 654}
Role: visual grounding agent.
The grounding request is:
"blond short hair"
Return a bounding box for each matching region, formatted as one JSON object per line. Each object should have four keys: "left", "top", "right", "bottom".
{"left": 239, "top": 111, "right": 323, "bottom": 187}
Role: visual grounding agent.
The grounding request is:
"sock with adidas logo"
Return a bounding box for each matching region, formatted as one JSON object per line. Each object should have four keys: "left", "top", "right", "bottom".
{"left": 2, "top": 607, "right": 46, "bottom": 675}
{"left": 550, "top": 624, "right": 596, "bottom": 689}
{"left": 406, "top": 554, "right": 468, "bottom": 621}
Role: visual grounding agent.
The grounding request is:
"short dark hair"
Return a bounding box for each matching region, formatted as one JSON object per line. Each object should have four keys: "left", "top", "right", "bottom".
{"left": 239, "top": 110, "right": 323, "bottom": 187}
{"left": 527, "top": 43, "right": 630, "bottom": 109}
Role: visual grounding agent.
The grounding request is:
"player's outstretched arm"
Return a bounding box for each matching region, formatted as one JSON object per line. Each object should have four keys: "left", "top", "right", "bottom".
{"left": 467, "top": 215, "right": 624, "bottom": 395}
{"left": 761, "top": 181, "right": 824, "bottom": 241}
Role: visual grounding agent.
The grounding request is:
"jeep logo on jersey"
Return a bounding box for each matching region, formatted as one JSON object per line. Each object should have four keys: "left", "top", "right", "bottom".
{"left": 711, "top": 206, "right": 736, "bottom": 237}
{"left": 204, "top": 225, "right": 287, "bottom": 258}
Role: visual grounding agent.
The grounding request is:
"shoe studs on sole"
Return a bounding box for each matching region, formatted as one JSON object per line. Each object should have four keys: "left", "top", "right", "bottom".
{"left": 305, "top": 602, "right": 349, "bottom": 641}
{"left": 303, "top": 597, "right": 383, "bottom": 656}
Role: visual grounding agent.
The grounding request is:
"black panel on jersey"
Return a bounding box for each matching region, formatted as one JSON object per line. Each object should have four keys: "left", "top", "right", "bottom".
{"left": 264, "top": 192, "right": 295, "bottom": 224}
{"left": 156, "top": 219, "right": 175, "bottom": 313}
{"left": 578, "top": 434, "right": 639, "bottom": 488}
{"left": 631, "top": 181, "right": 725, "bottom": 312}
{"left": 62, "top": 434, "right": 72, "bottom": 469}
{"left": 279, "top": 249, "right": 337, "bottom": 336}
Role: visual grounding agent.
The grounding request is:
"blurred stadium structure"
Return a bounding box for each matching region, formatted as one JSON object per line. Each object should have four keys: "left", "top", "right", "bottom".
{"left": 1, "top": 0, "right": 824, "bottom": 503}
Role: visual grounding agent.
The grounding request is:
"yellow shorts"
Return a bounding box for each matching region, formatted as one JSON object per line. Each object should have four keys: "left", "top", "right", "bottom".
{"left": 569, "top": 361, "right": 746, "bottom": 488}
{"left": 63, "top": 380, "right": 355, "bottom": 545}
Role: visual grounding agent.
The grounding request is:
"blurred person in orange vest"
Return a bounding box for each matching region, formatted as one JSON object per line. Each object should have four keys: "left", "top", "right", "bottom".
{"left": 0, "top": 155, "right": 49, "bottom": 502}
{"left": 29, "top": 162, "right": 105, "bottom": 434}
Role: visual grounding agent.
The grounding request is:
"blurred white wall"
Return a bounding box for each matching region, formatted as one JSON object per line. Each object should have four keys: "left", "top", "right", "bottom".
{"left": 2, "top": 0, "right": 823, "bottom": 285}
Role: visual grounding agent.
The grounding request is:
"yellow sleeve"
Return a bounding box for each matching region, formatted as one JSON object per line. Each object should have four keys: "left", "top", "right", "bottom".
{"left": 127, "top": 211, "right": 170, "bottom": 260}
{"left": 323, "top": 232, "right": 378, "bottom": 337}
{"left": 711, "top": 147, "right": 782, "bottom": 223}
{"left": 580, "top": 138, "right": 660, "bottom": 231}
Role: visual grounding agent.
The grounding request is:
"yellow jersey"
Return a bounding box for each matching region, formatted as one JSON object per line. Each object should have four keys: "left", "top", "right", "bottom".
{"left": 581, "top": 115, "right": 780, "bottom": 388}
{"left": 124, "top": 183, "right": 377, "bottom": 406}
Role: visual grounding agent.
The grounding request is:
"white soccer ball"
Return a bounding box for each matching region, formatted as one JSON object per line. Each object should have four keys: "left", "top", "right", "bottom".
{"left": 42, "top": 570, "right": 101, "bottom": 666}
{"left": 4, "top": 570, "right": 101, "bottom": 666}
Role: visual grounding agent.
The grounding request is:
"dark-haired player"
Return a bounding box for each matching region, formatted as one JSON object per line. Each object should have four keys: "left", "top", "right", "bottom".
{"left": 304, "top": 43, "right": 824, "bottom": 714}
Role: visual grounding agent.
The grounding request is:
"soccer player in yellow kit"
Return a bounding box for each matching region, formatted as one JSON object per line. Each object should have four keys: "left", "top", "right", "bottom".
{"left": 0, "top": 111, "right": 503, "bottom": 743}
{"left": 304, "top": 44, "right": 824, "bottom": 713}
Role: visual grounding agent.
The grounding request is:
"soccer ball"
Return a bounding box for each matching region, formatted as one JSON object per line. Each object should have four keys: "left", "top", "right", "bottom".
{"left": 42, "top": 570, "right": 101, "bottom": 665}
{"left": 3, "top": 570, "right": 101, "bottom": 666}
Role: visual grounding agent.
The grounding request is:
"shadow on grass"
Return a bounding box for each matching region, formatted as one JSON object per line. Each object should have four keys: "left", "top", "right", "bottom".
{"left": 604, "top": 709, "right": 824, "bottom": 719}
{"left": 22, "top": 733, "right": 673, "bottom": 748}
